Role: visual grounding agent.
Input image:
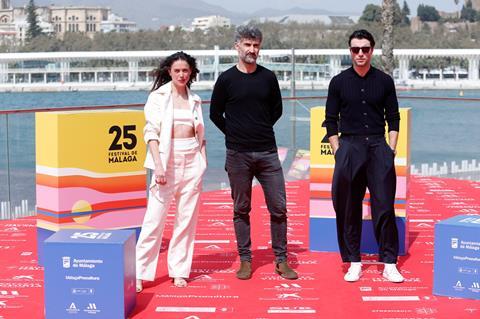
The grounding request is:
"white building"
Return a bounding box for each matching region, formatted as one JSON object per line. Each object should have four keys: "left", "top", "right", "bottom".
{"left": 100, "top": 13, "right": 137, "bottom": 33}
{"left": 192, "top": 15, "right": 231, "bottom": 30}
{"left": 0, "top": 1, "right": 136, "bottom": 45}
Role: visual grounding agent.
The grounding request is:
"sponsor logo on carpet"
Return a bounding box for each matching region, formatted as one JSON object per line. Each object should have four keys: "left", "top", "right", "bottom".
{"left": 191, "top": 269, "right": 234, "bottom": 274}
{"left": 11, "top": 275, "right": 34, "bottom": 280}
{"left": 415, "top": 307, "right": 437, "bottom": 314}
{"left": 465, "top": 308, "right": 479, "bottom": 314}
{"left": 193, "top": 275, "right": 217, "bottom": 282}
{"left": 271, "top": 283, "right": 303, "bottom": 291}
{"left": 209, "top": 284, "right": 230, "bottom": 290}
{"left": 0, "top": 290, "right": 20, "bottom": 299}
{"left": 194, "top": 240, "right": 230, "bottom": 244}
{"left": 267, "top": 306, "right": 316, "bottom": 314}
{"left": 362, "top": 296, "right": 421, "bottom": 301}
{"left": 155, "top": 307, "right": 216, "bottom": 313}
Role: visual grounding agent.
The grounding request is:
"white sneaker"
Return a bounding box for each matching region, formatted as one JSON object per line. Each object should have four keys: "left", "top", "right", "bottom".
{"left": 383, "top": 264, "right": 404, "bottom": 283}
{"left": 344, "top": 262, "right": 362, "bottom": 282}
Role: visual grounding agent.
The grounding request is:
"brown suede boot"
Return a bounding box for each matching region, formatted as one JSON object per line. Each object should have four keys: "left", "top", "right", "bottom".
{"left": 236, "top": 261, "right": 252, "bottom": 280}
{"left": 275, "top": 261, "right": 298, "bottom": 280}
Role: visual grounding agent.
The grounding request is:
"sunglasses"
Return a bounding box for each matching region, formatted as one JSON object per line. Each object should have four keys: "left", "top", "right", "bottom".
{"left": 350, "top": 46, "right": 372, "bottom": 54}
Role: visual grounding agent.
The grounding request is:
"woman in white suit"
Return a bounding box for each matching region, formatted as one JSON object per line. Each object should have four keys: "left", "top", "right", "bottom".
{"left": 136, "top": 51, "right": 207, "bottom": 291}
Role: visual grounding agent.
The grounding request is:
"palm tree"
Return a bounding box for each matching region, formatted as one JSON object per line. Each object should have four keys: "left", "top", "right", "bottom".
{"left": 381, "top": 0, "right": 395, "bottom": 75}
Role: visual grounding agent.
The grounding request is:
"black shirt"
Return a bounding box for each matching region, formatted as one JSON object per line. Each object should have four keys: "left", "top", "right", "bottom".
{"left": 324, "top": 66, "right": 400, "bottom": 138}
{"left": 209, "top": 65, "right": 282, "bottom": 152}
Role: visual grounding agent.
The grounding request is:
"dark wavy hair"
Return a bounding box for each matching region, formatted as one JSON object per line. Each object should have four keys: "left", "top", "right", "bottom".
{"left": 151, "top": 51, "right": 199, "bottom": 92}
{"left": 348, "top": 29, "right": 376, "bottom": 47}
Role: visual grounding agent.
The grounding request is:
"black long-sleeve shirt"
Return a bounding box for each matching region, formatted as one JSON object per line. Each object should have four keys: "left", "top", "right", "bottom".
{"left": 324, "top": 66, "right": 400, "bottom": 138}
{"left": 209, "top": 65, "right": 283, "bottom": 151}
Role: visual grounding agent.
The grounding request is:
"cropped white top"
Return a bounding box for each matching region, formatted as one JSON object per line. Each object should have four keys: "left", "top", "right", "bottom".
{"left": 173, "top": 108, "right": 194, "bottom": 128}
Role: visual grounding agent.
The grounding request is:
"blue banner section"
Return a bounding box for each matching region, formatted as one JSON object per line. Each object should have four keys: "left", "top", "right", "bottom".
{"left": 309, "top": 217, "right": 407, "bottom": 255}
{"left": 44, "top": 229, "right": 136, "bottom": 318}
{"left": 433, "top": 215, "right": 480, "bottom": 300}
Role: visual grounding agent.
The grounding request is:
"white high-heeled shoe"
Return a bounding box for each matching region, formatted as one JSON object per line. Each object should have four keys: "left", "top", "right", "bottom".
{"left": 136, "top": 279, "right": 143, "bottom": 293}
{"left": 173, "top": 277, "right": 187, "bottom": 288}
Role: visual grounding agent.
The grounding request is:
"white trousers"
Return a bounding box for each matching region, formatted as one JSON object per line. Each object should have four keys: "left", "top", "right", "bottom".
{"left": 136, "top": 147, "right": 204, "bottom": 281}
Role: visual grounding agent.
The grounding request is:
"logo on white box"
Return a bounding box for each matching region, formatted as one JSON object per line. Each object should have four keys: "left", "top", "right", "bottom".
{"left": 62, "top": 256, "right": 71, "bottom": 268}
{"left": 84, "top": 302, "right": 100, "bottom": 314}
{"left": 454, "top": 281, "right": 465, "bottom": 291}
{"left": 70, "top": 232, "right": 112, "bottom": 240}
{"left": 451, "top": 238, "right": 459, "bottom": 249}
{"left": 66, "top": 302, "right": 79, "bottom": 314}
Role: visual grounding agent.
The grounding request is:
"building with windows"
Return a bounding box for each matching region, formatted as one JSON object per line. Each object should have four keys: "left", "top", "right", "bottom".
{"left": 100, "top": 13, "right": 137, "bottom": 33}
{"left": 191, "top": 15, "right": 230, "bottom": 30}
{"left": 49, "top": 7, "right": 110, "bottom": 37}
{"left": 0, "top": 2, "right": 135, "bottom": 45}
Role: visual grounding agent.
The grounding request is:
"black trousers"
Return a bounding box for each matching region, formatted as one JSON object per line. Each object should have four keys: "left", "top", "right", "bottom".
{"left": 332, "top": 135, "right": 399, "bottom": 263}
{"left": 225, "top": 149, "right": 288, "bottom": 263}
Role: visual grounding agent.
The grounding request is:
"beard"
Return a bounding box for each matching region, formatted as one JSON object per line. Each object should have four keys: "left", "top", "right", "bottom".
{"left": 242, "top": 53, "right": 257, "bottom": 64}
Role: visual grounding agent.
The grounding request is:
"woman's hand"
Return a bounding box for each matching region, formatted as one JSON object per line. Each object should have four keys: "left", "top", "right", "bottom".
{"left": 154, "top": 166, "right": 166, "bottom": 185}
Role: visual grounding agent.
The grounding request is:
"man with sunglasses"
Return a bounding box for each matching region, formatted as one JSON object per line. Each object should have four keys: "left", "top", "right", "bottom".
{"left": 324, "top": 29, "right": 404, "bottom": 283}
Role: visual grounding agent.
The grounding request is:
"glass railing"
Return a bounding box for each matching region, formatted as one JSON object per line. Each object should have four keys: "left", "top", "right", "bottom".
{"left": 0, "top": 96, "right": 326, "bottom": 219}
{"left": 1, "top": 94, "right": 480, "bottom": 220}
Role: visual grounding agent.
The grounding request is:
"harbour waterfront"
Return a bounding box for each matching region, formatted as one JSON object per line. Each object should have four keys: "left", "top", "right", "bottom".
{"left": 0, "top": 88, "right": 479, "bottom": 213}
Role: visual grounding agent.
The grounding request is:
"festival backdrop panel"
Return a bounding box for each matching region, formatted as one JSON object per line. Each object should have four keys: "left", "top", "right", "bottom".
{"left": 309, "top": 107, "right": 410, "bottom": 254}
{"left": 35, "top": 110, "right": 147, "bottom": 261}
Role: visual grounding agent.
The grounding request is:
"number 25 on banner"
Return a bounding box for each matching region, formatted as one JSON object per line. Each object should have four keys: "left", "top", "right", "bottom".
{"left": 109, "top": 125, "right": 137, "bottom": 151}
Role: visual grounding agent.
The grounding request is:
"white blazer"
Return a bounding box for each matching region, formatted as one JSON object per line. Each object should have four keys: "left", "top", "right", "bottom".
{"left": 143, "top": 81, "right": 206, "bottom": 171}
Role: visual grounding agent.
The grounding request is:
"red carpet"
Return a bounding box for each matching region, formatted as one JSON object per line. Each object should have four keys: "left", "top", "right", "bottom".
{"left": 1, "top": 176, "right": 480, "bottom": 318}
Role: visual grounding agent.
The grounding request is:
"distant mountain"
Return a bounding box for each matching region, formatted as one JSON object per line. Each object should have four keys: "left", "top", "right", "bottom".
{"left": 16, "top": 0, "right": 353, "bottom": 29}
{"left": 25, "top": 0, "right": 245, "bottom": 29}
{"left": 251, "top": 6, "right": 337, "bottom": 17}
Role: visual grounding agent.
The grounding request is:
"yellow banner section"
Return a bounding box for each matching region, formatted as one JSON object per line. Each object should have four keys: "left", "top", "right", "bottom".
{"left": 310, "top": 107, "right": 335, "bottom": 166}
{"left": 36, "top": 109, "right": 146, "bottom": 173}
{"left": 310, "top": 107, "right": 410, "bottom": 168}
{"left": 310, "top": 106, "right": 410, "bottom": 217}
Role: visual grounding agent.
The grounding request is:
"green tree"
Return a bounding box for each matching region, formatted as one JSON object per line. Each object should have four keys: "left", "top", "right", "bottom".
{"left": 417, "top": 4, "right": 441, "bottom": 21}
{"left": 360, "top": 4, "right": 383, "bottom": 22}
{"left": 461, "top": 0, "right": 477, "bottom": 22}
{"left": 361, "top": 2, "right": 402, "bottom": 25}
{"left": 401, "top": 1, "right": 411, "bottom": 25}
{"left": 26, "top": 0, "right": 42, "bottom": 41}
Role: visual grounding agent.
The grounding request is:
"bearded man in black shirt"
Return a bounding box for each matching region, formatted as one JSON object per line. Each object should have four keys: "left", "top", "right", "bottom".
{"left": 324, "top": 29, "right": 404, "bottom": 283}
{"left": 210, "top": 26, "right": 298, "bottom": 280}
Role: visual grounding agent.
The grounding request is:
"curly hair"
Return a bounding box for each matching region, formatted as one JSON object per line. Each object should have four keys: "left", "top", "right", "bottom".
{"left": 151, "top": 51, "right": 199, "bottom": 91}
{"left": 234, "top": 25, "right": 263, "bottom": 43}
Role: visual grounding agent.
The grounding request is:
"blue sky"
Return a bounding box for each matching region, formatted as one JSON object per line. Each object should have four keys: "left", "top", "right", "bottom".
{"left": 203, "top": 0, "right": 461, "bottom": 14}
